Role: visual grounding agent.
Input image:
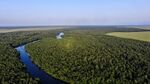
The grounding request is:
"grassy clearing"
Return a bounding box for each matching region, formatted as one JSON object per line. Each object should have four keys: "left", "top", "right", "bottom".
{"left": 106, "top": 31, "right": 150, "bottom": 42}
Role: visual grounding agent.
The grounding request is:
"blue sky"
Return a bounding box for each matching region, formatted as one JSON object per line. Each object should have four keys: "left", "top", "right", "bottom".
{"left": 0, "top": 0, "right": 150, "bottom": 26}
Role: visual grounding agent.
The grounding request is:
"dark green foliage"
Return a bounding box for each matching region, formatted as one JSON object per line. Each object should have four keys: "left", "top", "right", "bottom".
{"left": 0, "top": 29, "right": 70, "bottom": 84}
{"left": 0, "top": 27, "right": 149, "bottom": 84}
{"left": 26, "top": 29, "right": 150, "bottom": 84}
{"left": 0, "top": 43, "right": 40, "bottom": 84}
{"left": 0, "top": 31, "right": 44, "bottom": 84}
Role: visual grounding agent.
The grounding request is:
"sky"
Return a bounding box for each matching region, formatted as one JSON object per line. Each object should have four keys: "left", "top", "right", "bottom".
{"left": 0, "top": 0, "right": 150, "bottom": 26}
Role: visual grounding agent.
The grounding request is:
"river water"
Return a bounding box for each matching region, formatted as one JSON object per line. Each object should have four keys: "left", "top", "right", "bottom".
{"left": 16, "top": 45, "right": 64, "bottom": 84}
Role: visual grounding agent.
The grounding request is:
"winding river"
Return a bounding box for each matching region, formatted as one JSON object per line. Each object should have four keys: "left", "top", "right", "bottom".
{"left": 16, "top": 45, "right": 64, "bottom": 84}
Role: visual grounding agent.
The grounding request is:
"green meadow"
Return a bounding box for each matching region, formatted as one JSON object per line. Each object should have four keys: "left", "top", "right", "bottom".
{"left": 106, "top": 31, "right": 150, "bottom": 42}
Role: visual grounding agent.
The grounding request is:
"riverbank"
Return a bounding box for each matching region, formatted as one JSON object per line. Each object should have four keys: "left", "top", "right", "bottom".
{"left": 16, "top": 44, "right": 65, "bottom": 84}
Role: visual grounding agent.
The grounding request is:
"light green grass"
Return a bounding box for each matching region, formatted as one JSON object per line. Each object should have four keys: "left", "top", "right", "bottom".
{"left": 106, "top": 31, "right": 150, "bottom": 42}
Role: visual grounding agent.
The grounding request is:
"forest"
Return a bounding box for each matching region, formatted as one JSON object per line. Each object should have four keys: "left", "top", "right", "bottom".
{"left": 26, "top": 27, "right": 150, "bottom": 84}
{"left": 0, "top": 31, "right": 44, "bottom": 84}
{"left": 0, "top": 29, "right": 75, "bottom": 83}
{"left": 0, "top": 27, "right": 150, "bottom": 84}
{"left": 0, "top": 30, "right": 58, "bottom": 83}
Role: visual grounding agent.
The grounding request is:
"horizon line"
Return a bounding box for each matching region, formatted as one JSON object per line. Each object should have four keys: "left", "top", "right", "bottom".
{"left": 0, "top": 24, "right": 150, "bottom": 28}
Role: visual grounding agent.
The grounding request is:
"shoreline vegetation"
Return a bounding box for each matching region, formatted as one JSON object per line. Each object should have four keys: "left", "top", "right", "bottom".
{"left": 16, "top": 45, "right": 65, "bottom": 84}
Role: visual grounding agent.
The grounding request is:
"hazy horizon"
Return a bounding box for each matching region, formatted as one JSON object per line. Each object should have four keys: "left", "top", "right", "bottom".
{"left": 0, "top": 0, "right": 150, "bottom": 26}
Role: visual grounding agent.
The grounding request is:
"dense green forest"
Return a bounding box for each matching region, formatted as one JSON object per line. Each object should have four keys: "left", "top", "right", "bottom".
{"left": 0, "top": 31, "right": 44, "bottom": 84}
{"left": 26, "top": 28, "right": 150, "bottom": 84}
{"left": 0, "top": 30, "right": 57, "bottom": 83}
{"left": 0, "top": 27, "right": 149, "bottom": 84}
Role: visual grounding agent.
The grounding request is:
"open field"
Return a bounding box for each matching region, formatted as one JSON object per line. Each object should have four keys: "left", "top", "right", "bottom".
{"left": 106, "top": 31, "right": 150, "bottom": 42}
